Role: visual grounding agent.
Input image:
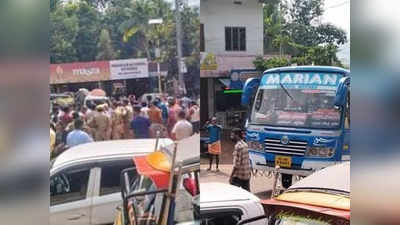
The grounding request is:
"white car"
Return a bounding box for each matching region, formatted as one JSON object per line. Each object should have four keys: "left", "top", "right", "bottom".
{"left": 84, "top": 95, "right": 110, "bottom": 108}
{"left": 199, "top": 182, "right": 266, "bottom": 225}
{"left": 50, "top": 138, "right": 173, "bottom": 225}
{"left": 139, "top": 93, "right": 163, "bottom": 103}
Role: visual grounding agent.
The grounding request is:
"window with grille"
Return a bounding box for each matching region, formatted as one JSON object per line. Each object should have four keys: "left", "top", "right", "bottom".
{"left": 225, "top": 27, "right": 246, "bottom": 51}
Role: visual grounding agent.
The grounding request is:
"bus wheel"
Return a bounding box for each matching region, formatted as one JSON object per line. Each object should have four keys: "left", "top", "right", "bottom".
{"left": 281, "top": 174, "right": 292, "bottom": 189}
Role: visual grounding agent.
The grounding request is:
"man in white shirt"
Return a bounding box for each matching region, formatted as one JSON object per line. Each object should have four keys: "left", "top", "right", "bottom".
{"left": 189, "top": 101, "right": 200, "bottom": 133}
{"left": 171, "top": 110, "right": 193, "bottom": 141}
{"left": 140, "top": 102, "right": 150, "bottom": 118}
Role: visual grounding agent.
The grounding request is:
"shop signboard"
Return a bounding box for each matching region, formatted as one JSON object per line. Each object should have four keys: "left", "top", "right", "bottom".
{"left": 50, "top": 61, "right": 110, "bottom": 84}
{"left": 110, "top": 58, "right": 149, "bottom": 80}
{"left": 229, "top": 69, "right": 259, "bottom": 89}
{"left": 200, "top": 52, "right": 218, "bottom": 70}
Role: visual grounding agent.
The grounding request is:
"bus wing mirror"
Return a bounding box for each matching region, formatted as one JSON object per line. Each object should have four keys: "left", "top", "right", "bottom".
{"left": 334, "top": 76, "right": 350, "bottom": 107}
{"left": 241, "top": 78, "right": 260, "bottom": 107}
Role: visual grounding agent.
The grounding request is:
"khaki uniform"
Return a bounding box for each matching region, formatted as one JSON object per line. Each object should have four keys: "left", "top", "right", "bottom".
{"left": 123, "top": 105, "right": 134, "bottom": 139}
{"left": 111, "top": 106, "right": 126, "bottom": 140}
{"left": 105, "top": 109, "right": 113, "bottom": 140}
{"left": 90, "top": 112, "right": 110, "bottom": 141}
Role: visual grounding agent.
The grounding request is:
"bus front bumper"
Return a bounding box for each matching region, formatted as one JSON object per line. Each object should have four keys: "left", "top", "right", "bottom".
{"left": 253, "top": 160, "right": 339, "bottom": 177}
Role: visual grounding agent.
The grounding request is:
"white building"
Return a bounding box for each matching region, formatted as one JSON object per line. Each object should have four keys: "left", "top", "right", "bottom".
{"left": 200, "top": 0, "right": 264, "bottom": 127}
{"left": 200, "top": 0, "right": 264, "bottom": 56}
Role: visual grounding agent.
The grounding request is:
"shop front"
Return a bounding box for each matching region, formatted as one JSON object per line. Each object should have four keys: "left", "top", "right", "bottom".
{"left": 50, "top": 59, "right": 168, "bottom": 99}
{"left": 200, "top": 53, "right": 261, "bottom": 131}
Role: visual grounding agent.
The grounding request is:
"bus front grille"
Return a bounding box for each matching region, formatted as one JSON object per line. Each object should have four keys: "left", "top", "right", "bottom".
{"left": 264, "top": 138, "right": 307, "bottom": 156}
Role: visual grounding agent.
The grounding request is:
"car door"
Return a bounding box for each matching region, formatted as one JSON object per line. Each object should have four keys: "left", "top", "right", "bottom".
{"left": 90, "top": 159, "right": 136, "bottom": 225}
{"left": 50, "top": 164, "right": 96, "bottom": 225}
{"left": 201, "top": 207, "right": 246, "bottom": 225}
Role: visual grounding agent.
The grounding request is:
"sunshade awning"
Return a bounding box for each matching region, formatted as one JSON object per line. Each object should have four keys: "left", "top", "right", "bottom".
{"left": 133, "top": 156, "right": 170, "bottom": 189}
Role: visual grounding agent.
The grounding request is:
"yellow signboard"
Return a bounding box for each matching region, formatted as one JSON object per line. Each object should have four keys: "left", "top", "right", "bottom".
{"left": 200, "top": 53, "right": 218, "bottom": 70}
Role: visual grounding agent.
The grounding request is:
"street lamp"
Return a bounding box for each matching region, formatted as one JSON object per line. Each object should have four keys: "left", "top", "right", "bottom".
{"left": 148, "top": 18, "right": 163, "bottom": 94}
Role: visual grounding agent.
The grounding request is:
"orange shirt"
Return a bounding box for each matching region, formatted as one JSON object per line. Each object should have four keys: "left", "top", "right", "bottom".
{"left": 148, "top": 106, "right": 162, "bottom": 124}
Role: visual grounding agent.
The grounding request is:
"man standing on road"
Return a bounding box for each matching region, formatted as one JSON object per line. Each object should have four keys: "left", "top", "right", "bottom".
{"left": 206, "top": 117, "right": 222, "bottom": 172}
{"left": 171, "top": 110, "right": 193, "bottom": 141}
{"left": 188, "top": 101, "right": 200, "bottom": 133}
{"left": 131, "top": 105, "right": 151, "bottom": 139}
{"left": 111, "top": 101, "right": 126, "bottom": 140}
{"left": 229, "top": 128, "right": 251, "bottom": 192}
{"left": 167, "top": 97, "right": 182, "bottom": 136}
{"left": 90, "top": 105, "right": 110, "bottom": 141}
{"left": 123, "top": 99, "right": 134, "bottom": 139}
{"left": 66, "top": 119, "right": 93, "bottom": 148}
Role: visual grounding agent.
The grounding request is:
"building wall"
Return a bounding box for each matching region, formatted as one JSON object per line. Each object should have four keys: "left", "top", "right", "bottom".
{"left": 200, "top": 0, "right": 263, "bottom": 55}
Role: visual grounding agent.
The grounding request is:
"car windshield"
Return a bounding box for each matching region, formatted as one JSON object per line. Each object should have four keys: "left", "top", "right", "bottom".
{"left": 250, "top": 72, "right": 343, "bottom": 129}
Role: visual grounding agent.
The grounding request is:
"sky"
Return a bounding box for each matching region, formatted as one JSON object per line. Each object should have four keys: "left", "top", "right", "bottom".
{"left": 321, "top": 0, "right": 350, "bottom": 64}
{"left": 165, "top": 0, "right": 199, "bottom": 7}
{"left": 177, "top": 0, "right": 350, "bottom": 64}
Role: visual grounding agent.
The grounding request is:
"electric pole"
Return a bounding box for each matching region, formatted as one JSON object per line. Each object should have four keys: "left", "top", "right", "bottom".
{"left": 175, "top": 0, "right": 186, "bottom": 96}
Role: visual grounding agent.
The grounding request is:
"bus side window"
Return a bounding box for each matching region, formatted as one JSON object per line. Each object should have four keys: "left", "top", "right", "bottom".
{"left": 345, "top": 89, "right": 350, "bottom": 129}
{"left": 254, "top": 90, "right": 263, "bottom": 111}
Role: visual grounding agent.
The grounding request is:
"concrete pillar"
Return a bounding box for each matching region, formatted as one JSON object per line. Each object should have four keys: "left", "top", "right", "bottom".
{"left": 207, "top": 78, "right": 215, "bottom": 119}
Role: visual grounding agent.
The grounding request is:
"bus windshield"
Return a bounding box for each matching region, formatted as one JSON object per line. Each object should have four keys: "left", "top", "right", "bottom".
{"left": 250, "top": 72, "right": 343, "bottom": 129}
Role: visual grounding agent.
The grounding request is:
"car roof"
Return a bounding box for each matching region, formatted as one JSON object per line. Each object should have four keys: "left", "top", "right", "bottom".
{"left": 264, "top": 66, "right": 350, "bottom": 75}
{"left": 200, "top": 182, "right": 260, "bottom": 204}
{"left": 85, "top": 95, "right": 109, "bottom": 100}
{"left": 51, "top": 138, "right": 173, "bottom": 172}
{"left": 288, "top": 162, "right": 350, "bottom": 194}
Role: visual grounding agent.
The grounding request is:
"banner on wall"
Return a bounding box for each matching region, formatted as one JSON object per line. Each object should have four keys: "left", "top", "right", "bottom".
{"left": 50, "top": 61, "right": 110, "bottom": 84}
{"left": 110, "top": 58, "right": 148, "bottom": 80}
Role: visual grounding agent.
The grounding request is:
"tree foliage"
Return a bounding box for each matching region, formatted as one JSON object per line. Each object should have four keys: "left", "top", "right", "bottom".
{"left": 261, "top": 0, "right": 347, "bottom": 67}
{"left": 50, "top": 0, "right": 199, "bottom": 66}
{"left": 49, "top": 0, "right": 200, "bottom": 95}
{"left": 96, "top": 29, "right": 118, "bottom": 60}
{"left": 253, "top": 56, "right": 290, "bottom": 72}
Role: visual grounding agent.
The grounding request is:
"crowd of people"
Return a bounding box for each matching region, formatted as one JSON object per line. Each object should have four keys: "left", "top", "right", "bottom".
{"left": 50, "top": 93, "right": 200, "bottom": 158}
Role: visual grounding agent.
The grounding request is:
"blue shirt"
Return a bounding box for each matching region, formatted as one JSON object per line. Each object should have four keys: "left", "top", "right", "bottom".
{"left": 131, "top": 116, "right": 151, "bottom": 138}
{"left": 66, "top": 130, "right": 93, "bottom": 147}
{"left": 157, "top": 103, "right": 169, "bottom": 120}
{"left": 207, "top": 124, "right": 222, "bottom": 143}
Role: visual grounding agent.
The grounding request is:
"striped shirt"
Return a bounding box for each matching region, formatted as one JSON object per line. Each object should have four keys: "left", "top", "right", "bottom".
{"left": 232, "top": 140, "right": 251, "bottom": 180}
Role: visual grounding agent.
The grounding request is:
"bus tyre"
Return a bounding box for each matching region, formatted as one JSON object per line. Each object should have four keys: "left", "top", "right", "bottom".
{"left": 281, "top": 174, "right": 292, "bottom": 189}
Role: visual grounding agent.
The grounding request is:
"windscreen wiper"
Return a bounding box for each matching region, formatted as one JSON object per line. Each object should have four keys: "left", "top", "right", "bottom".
{"left": 279, "top": 82, "right": 294, "bottom": 101}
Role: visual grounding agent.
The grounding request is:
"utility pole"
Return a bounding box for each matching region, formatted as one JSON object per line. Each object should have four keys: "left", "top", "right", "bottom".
{"left": 175, "top": 0, "right": 186, "bottom": 96}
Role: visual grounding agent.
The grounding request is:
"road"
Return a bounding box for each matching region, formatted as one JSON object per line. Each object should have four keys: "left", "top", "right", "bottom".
{"left": 200, "top": 138, "right": 275, "bottom": 199}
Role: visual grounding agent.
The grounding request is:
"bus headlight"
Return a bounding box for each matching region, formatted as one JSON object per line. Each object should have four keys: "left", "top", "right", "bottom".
{"left": 306, "top": 147, "right": 335, "bottom": 157}
{"left": 247, "top": 141, "right": 263, "bottom": 151}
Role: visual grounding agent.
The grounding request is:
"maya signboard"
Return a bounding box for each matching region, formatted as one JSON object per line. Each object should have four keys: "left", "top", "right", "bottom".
{"left": 110, "top": 58, "right": 148, "bottom": 80}
{"left": 50, "top": 61, "right": 110, "bottom": 84}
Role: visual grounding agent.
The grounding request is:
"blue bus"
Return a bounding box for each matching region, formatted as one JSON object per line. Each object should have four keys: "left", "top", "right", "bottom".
{"left": 241, "top": 66, "right": 350, "bottom": 188}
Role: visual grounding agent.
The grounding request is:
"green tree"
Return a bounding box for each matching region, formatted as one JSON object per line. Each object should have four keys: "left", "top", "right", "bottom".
{"left": 96, "top": 29, "right": 118, "bottom": 60}
{"left": 262, "top": 0, "right": 347, "bottom": 66}
{"left": 50, "top": 4, "right": 79, "bottom": 63}
{"left": 119, "top": 0, "right": 159, "bottom": 59}
{"left": 50, "top": 0, "right": 62, "bottom": 12}
{"left": 73, "top": 1, "right": 102, "bottom": 62}
{"left": 253, "top": 56, "right": 290, "bottom": 72}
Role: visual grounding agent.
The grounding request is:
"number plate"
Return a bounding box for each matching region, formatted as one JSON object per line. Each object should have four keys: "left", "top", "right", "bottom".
{"left": 275, "top": 155, "right": 292, "bottom": 168}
